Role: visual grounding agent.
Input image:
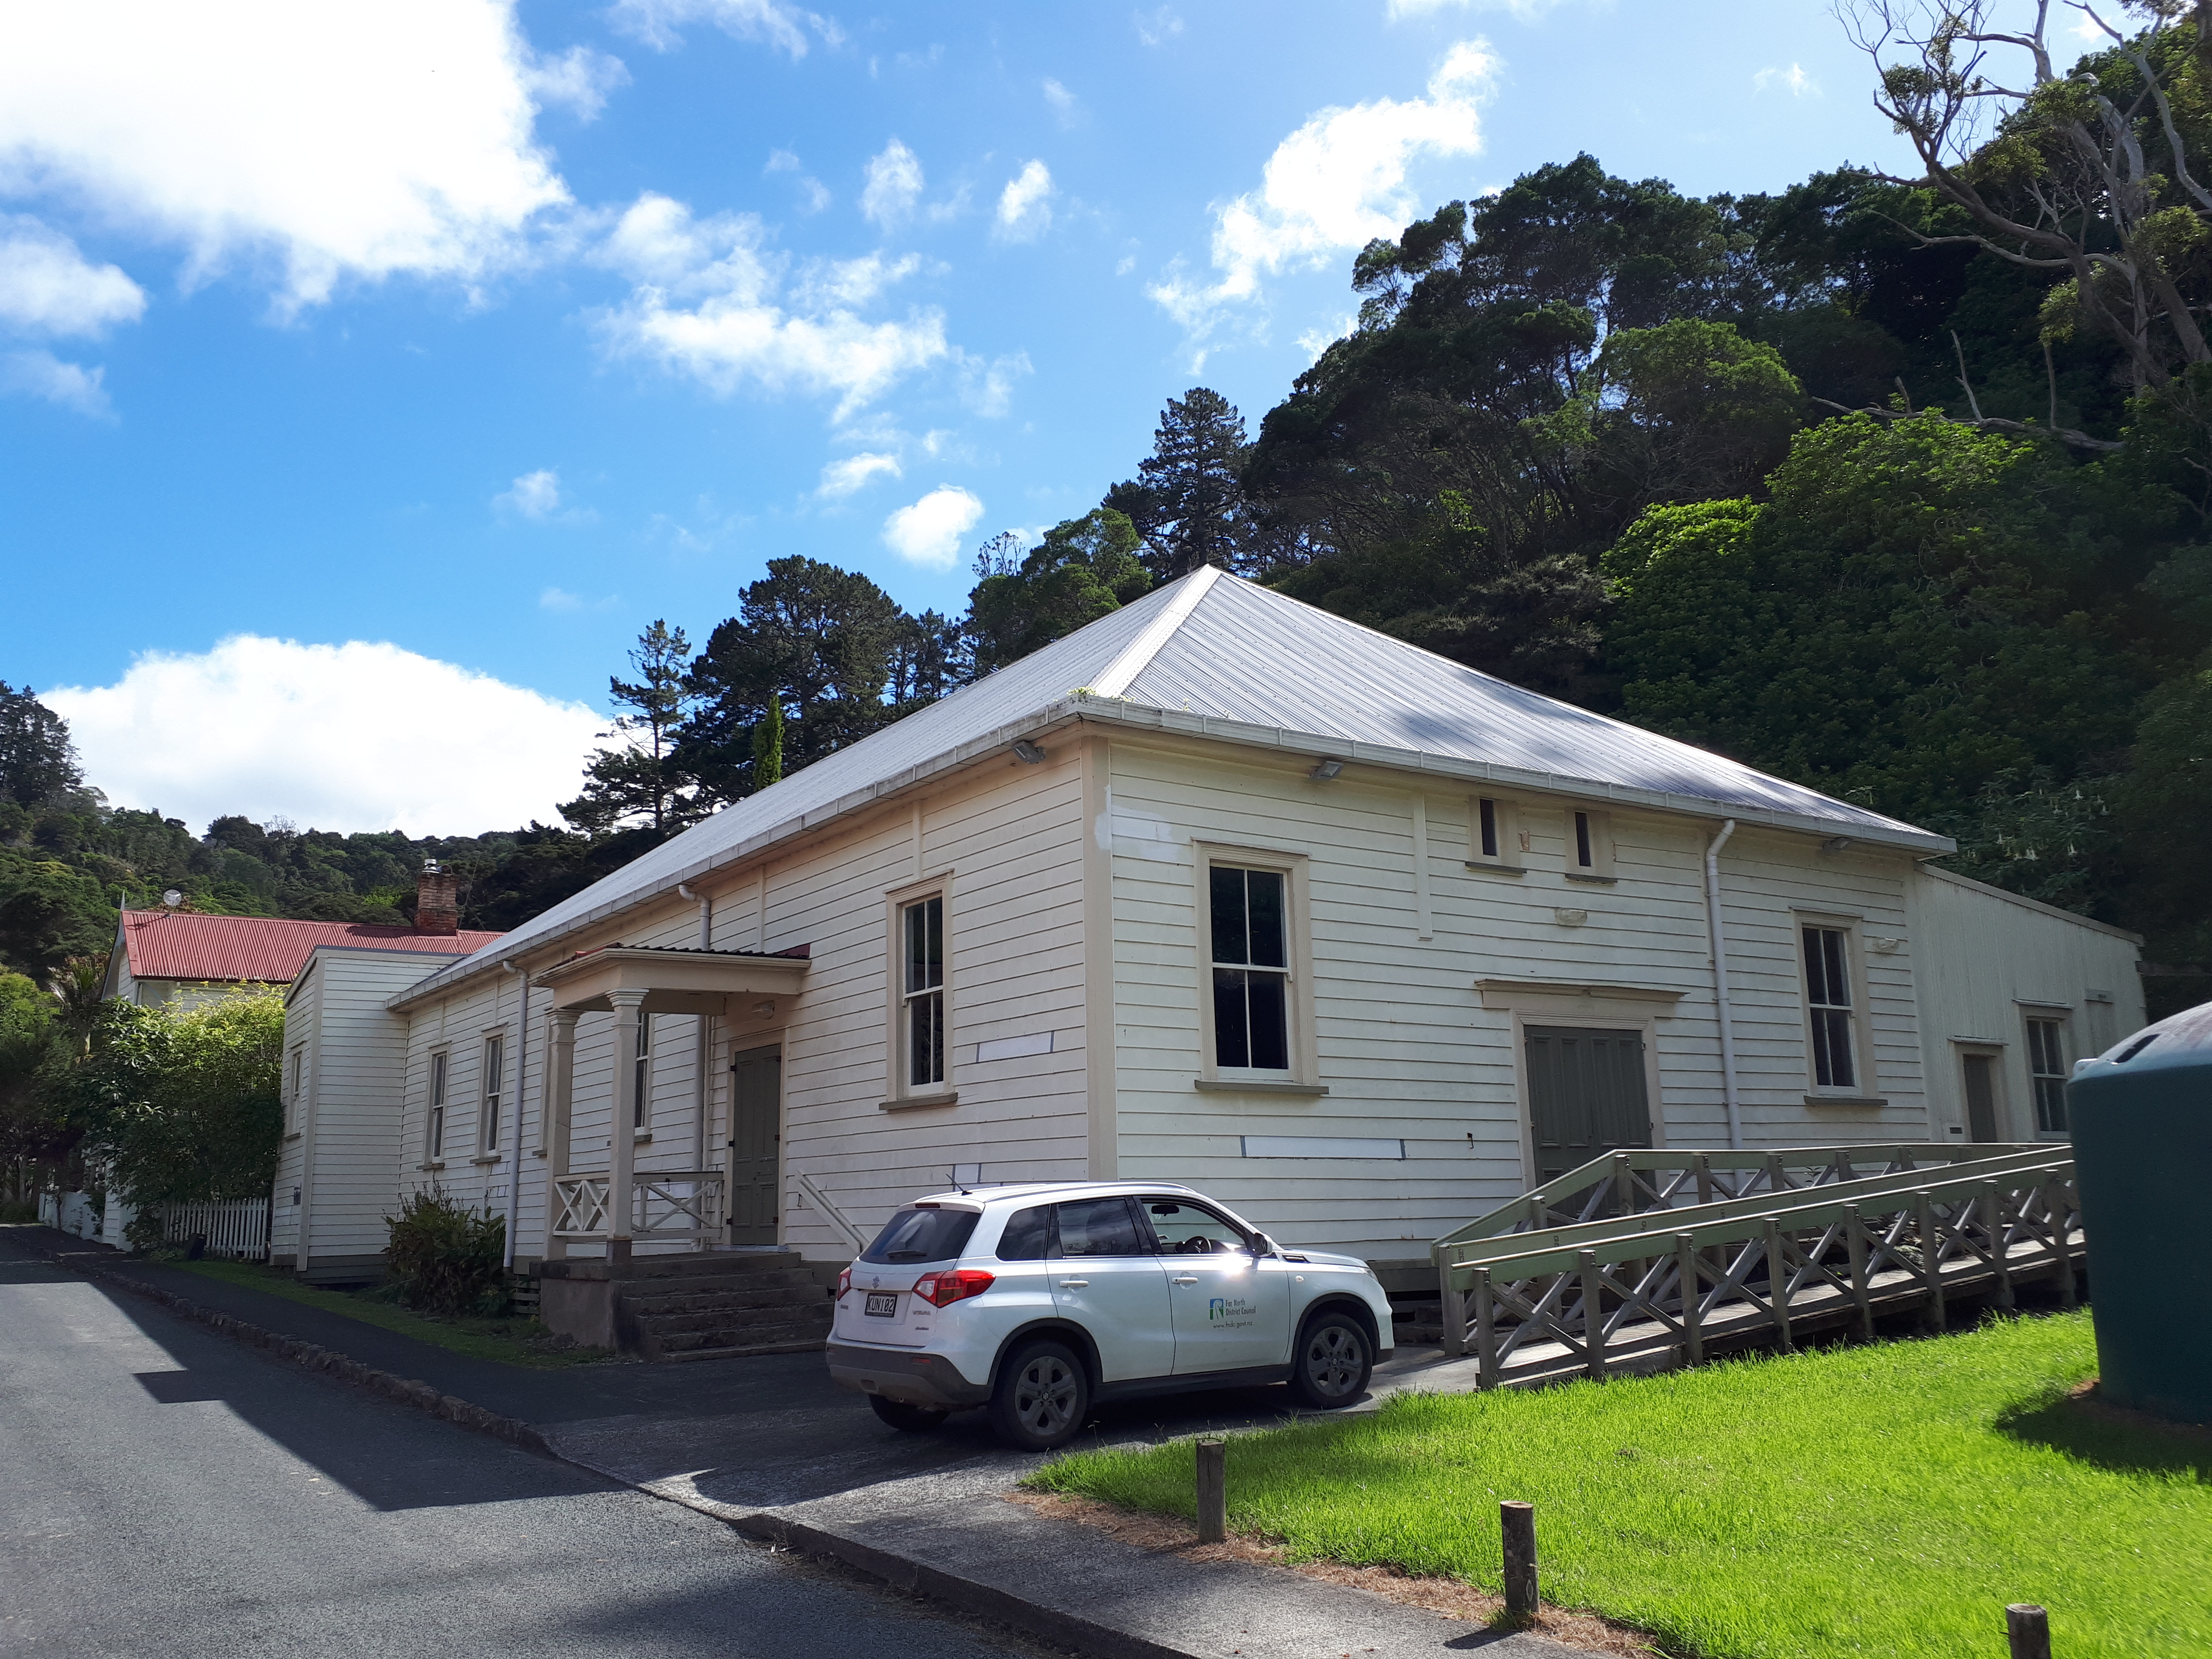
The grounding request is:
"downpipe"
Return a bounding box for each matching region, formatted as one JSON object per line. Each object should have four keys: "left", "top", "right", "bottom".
{"left": 1704, "top": 820, "right": 1743, "bottom": 1149}
{"left": 502, "top": 961, "right": 529, "bottom": 1270}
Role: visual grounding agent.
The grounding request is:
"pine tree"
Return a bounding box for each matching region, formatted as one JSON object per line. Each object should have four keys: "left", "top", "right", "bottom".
{"left": 560, "top": 621, "right": 702, "bottom": 837}
{"left": 1105, "top": 388, "right": 1255, "bottom": 580}
{"left": 0, "top": 684, "right": 83, "bottom": 807}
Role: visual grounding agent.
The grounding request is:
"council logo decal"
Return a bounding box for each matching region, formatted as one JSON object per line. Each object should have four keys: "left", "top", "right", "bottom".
{"left": 1207, "top": 1296, "right": 1255, "bottom": 1327}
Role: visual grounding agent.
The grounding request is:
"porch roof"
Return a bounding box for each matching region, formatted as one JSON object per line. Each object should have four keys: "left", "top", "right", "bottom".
{"left": 530, "top": 945, "right": 810, "bottom": 1016}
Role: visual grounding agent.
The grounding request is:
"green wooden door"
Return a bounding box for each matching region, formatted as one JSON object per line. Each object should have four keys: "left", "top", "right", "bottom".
{"left": 1962, "top": 1053, "right": 2000, "bottom": 1142}
{"left": 1524, "top": 1026, "right": 1653, "bottom": 1188}
{"left": 727, "top": 1045, "right": 781, "bottom": 1246}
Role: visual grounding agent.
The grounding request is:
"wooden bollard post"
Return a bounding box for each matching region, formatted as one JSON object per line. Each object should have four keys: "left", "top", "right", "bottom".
{"left": 1500, "top": 1500, "right": 1538, "bottom": 1617}
{"left": 2006, "top": 1603, "right": 2051, "bottom": 1659}
{"left": 1195, "top": 1438, "right": 1226, "bottom": 1544}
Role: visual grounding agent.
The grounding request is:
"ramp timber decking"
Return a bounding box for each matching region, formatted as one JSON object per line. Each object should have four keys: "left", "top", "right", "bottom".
{"left": 1430, "top": 1145, "right": 2081, "bottom": 1387}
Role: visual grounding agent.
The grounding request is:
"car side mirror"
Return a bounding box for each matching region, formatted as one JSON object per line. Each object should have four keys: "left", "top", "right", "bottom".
{"left": 1249, "top": 1233, "right": 1275, "bottom": 1256}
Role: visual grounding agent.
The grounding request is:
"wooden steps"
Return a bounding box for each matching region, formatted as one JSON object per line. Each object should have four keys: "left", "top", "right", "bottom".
{"left": 603, "top": 1250, "right": 832, "bottom": 1361}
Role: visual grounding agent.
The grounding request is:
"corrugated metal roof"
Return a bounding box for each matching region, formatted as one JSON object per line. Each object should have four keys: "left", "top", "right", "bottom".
{"left": 396, "top": 568, "right": 1939, "bottom": 1003}
{"left": 119, "top": 910, "right": 504, "bottom": 985}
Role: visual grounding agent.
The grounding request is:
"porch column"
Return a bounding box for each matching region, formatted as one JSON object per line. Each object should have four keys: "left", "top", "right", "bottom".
{"left": 608, "top": 988, "right": 646, "bottom": 1263}
{"left": 542, "top": 1009, "right": 577, "bottom": 1262}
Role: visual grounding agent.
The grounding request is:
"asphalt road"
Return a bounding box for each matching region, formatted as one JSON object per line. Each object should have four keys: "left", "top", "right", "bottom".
{"left": 0, "top": 1238, "right": 1055, "bottom": 1659}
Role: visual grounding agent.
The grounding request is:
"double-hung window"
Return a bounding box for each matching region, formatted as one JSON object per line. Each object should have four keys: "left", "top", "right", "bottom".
{"left": 288, "top": 1047, "right": 304, "bottom": 1130}
{"left": 481, "top": 1034, "right": 505, "bottom": 1154}
{"left": 903, "top": 895, "right": 945, "bottom": 1090}
{"left": 1803, "top": 926, "right": 1857, "bottom": 1091}
{"left": 427, "top": 1050, "right": 448, "bottom": 1160}
{"left": 2026, "top": 1018, "right": 2068, "bottom": 1133}
{"left": 1210, "top": 865, "right": 1290, "bottom": 1072}
{"left": 632, "top": 1013, "right": 652, "bottom": 1130}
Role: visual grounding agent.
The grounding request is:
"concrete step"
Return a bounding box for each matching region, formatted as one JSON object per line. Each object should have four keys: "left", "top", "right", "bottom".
{"left": 657, "top": 1335, "right": 830, "bottom": 1362}
{"left": 648, "top": 1317, "right": 829, "bottom": 1357}
{"left": 634, "top": 1301, "right": 828, "bottom": 1337}
{"left": 600, "top": 1250, "right": 811, "bottom": 1284}
{"left": 622, "top": 1277, "right": 823, "bottom": 1313}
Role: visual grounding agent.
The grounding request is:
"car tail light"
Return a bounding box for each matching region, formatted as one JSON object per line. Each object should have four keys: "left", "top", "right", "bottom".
{"left": 836, "top": 1267, "right": 852, "bottom": 1299}
{"left": 912, "top": 1268, "right": 995, "bottom": 1308}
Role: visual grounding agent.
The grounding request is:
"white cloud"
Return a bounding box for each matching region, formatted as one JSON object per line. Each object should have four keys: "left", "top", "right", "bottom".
{"left": 860, "top": 139, "right": 925, "bottom": 228}
{"left": 765, "top": 147, "right": 831, "bottom": 212}
{"left": 0, "top": 218, "right": 145, "bottom": 336}
{"left": 539, "top": 586, "right": 585, "bottom": 611}
{"left": 956, "top": 349, "right": 1032, "bottom": 417}
{"left": 1752, "top": 63, "right": 1820, "bottom": 96}
{"left": 994, "top": 160, "right": 1056, "bottom": 243}
{"left": 1387, "top": 0, "right": 1563, "bottom": 17}
{"left": 1149, "top": 41, "right": 1492, "bottom": 355}
{"left": 0, "top": 349, "right": 113, "bottom": 418}
{"left": 0, "top": 0, "right": 571, "bottom": 313}
{"left": 593, "top": 192, "right": 949, "bottom": 417}
{"left": 1042, "top": 78, "right": 1079, "bottom": 123}
{"left": 524, "top": 44, "right": 631, "bottom": 121}
{"left": 45, "top": 636, "right": 607, "bottom": 835}
{"left": 817, "top": 451, "right": 902, "bottom": 497}
{"left": 1296, "top": 313, "right": 1358, "bottom": 361}
{"left": 1133, "top": 8, "right": 1184, "bottom": 46}
{"left": 793, "top": 250, "right": 921, "bottom": 309}
{"left": 882, "top": 484, "right": 983, "bottom": 570}
{"left": 497, "top": 468, "right": 565, "bottom": 518}
{"left": 608, "top": 0, "right": 828, "bottom": 56}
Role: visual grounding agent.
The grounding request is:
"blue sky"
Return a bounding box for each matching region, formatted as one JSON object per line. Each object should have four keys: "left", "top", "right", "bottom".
{"left": 0, "top": 0, "right": 1928, "bottom": 832}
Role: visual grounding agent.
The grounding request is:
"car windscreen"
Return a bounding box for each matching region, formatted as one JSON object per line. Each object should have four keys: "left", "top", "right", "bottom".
{"left": 861, "top": 1206, "right": 982, "bottom": 1265}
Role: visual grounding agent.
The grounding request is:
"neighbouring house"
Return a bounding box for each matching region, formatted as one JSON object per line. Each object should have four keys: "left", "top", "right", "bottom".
{"left": 105, "top": 879, "right": 501, "bottom": 1010}
{"left": 277, "top": 568, "right": 2146, "bottom": 1320}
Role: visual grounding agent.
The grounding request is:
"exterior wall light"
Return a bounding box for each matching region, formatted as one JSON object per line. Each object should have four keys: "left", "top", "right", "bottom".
{"left": 1012, "top": 740, "right": 1048, "bottom": 764}
{"left": 1820, "top": 836, "right": 1855, "bottom": 853}
{"left": 1310, "top": 758, "right": 1344, "bottom": 781}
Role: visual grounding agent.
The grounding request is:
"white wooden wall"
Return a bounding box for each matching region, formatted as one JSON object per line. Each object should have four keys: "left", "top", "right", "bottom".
{"left": 1908, "top": 865, "right": 2146, "bottom": 1141}
{"left": 386, "top": 749, "right": 1094, "bottom": 1266}
{"left": 1102, "top": 737, "right": 1939, "bottom": 1262}
{"left": 282, "top": 948, "right": 463, "bottom": 1277}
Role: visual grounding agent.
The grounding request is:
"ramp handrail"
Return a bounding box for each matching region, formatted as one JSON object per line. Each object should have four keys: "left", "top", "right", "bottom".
{"left": 1431, "top": 1142, "right": 2037, "bottom": 1263}
{"left": 1435, "top": 1146, "right": 2081, "bottom": 1381}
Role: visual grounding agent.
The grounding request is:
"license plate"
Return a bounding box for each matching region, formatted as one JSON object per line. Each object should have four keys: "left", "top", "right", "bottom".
{"left": 864, "top": 1292, "right": 898, "bottom": 1318}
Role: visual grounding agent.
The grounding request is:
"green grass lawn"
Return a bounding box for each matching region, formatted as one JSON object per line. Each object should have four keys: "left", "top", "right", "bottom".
{"left": 170, "top": 1259, "right": 613, "bottom": 1369}
{"left": 1030, "top": 1312, "right": 2211, "bottom": 1659}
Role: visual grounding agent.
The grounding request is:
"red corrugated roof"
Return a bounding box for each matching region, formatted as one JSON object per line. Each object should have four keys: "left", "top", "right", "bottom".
{"left": 117, "top": 910, "right": 504, "bottom": 986}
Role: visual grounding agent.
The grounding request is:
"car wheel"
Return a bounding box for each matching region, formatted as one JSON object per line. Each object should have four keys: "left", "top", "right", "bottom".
{"left": 1289, "top": 1310, "right": 1372, "bottom": 1409}
{"left": 988, "top": 1339, "right": 1090, "bottom": 1451}
{"left": 867, "top": 1393, "right": 949, "bottom": 1433}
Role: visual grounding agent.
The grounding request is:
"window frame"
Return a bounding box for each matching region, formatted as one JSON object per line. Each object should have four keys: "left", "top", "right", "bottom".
{"left": 480, "top": 1030, "right": 506, "bottom": 1157}
{"left": 1792, "top": 912, "right": 1876, "bottom": 1101}
{"left": 1466, "top": 794, "right": 1524, "bottom": 872}
{"left": 1564, "top": 806, "right": 1616, "bottom": 882}
{"left": 1193, "top": 842, "right": 1319, "bottom": 1089}
{"left": 2024, "top": 1014, "right": 2070, "bottom": 1137}
{"left": 632, "top": 1010, "right": 653, "bottom": 1133}
{"left": 287, "top": 1044, "right": 305, "bottom": 1133}
{"left": 425, "top": 1047, "right": 450, "bottom": 1163}
{"left": 882, "top": 876, "right": 956, "bottom": 1106}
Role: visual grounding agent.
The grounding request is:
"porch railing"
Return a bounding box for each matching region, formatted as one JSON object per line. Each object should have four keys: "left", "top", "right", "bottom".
{"left": 553, "top": 1171, "right": 726, "bottom": 1243}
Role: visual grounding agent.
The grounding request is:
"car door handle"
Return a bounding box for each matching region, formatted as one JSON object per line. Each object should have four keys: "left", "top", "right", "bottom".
{"left": 1058, "top": 1279, "right": 1089, "bottom": 1289}
{"left": 1171, "top": 1275, "right": 1200, "bottom": 1286}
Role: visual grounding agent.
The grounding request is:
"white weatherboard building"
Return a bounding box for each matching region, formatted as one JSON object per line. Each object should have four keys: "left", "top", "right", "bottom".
{"left": 276, "top": 569, "right": 2145, "bottom": 1292}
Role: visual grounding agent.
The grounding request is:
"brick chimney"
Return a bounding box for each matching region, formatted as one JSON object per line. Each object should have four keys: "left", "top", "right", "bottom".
{"left": 415, "top": 859, "right": 459, "bottom": 936}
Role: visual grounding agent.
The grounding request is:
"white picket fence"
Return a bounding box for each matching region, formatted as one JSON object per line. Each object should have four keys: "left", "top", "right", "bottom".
{"left": 36, "top": 1190, "right": 269, "bottom": 1261}
{"left": 153, "top": 1198, "right": 271, "bottom": 1261}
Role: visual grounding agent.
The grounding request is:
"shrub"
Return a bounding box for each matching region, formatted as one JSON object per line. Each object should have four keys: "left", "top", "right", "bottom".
{"left": 384, "top": 1187, "right": 507, "bottom": 1315}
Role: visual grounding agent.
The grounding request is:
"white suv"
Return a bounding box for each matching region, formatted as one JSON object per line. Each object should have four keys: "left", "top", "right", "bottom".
{"left": 825, "top": 1181, "right": 1395, "bottom": 1450}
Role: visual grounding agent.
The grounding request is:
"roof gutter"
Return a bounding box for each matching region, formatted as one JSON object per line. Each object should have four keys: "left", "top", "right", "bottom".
{"left": 389, "top": 695, "right": 1950, "bottom": 1012}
